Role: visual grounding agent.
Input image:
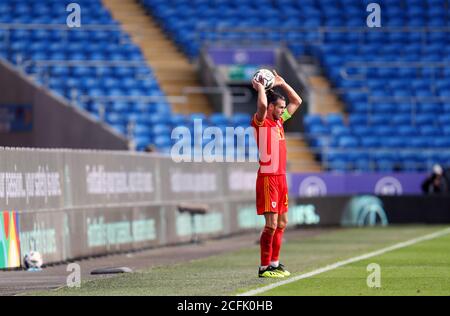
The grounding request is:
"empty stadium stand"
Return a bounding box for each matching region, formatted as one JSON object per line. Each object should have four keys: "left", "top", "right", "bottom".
{"left": 1, "top": 0, "right": 449, "bottom": 169}
{"left": 140, "top": 0, "right": 450, "bottom": 171}
{"left": 0, "top": 0, "right": 169, "bottom": 150}
{"left": 0, "top": 0, "right": 254, "bottom": 154}
{"left": 102, "top": 0, "right": 214, "bottom": 116}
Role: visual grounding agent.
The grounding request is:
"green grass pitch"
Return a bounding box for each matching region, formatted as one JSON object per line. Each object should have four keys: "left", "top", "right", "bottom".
{"left": 30, "top": 225, "right": 450, "bottom": 296}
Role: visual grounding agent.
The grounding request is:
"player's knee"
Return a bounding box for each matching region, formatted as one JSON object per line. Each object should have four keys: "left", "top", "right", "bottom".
{"left": 263, "top": 225, "right": 276, "bottom": 235}
{"left": 278, "top": 220, "right": 287, "bottom": 230}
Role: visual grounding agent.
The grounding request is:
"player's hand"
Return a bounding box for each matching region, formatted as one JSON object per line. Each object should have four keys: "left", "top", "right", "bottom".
{"left": 272, "top": 70, "right": 286, "bottom": 87}
{"left": 252, "top": 78, "right": 265, "bottom": 91}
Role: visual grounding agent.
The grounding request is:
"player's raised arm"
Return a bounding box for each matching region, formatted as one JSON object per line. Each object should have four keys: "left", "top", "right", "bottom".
{"left": 273, "top": 70, "right": 302, "bottom": 116}
{"left": 252, "top": 78, "right": 268, "bottom": 123}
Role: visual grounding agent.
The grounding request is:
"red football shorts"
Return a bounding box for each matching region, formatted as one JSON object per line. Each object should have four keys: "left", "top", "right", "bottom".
{"left": 255, "top": 175, "right": 289, "bottom": 215}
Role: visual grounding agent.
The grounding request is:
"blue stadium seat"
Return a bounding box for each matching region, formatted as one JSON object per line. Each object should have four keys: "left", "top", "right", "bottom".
{"left": 419, "top": 126, "right": 440, "bottom": 136}
{"left": 376, "top": 159, "right": 396, "bottom": 172}
{"left": 208, "top": 113, "right": 229, "bottom": 126}
{"left": 431, "top": 137, "right": 450, "bottom": 148}
{"left": 373, "top": 126, "right": 396, "bottom": 137}
{"left": 170, "top": 115, "right": 187, "bottom": 127}
{"left": 134, "top": 124, "right": 151, "bottom": 136}
{"left": 135, "top": 136, "right": 152, "bottom": 150}
{"left": 360, "top": 137, "right": 380, "bottom": 148}
{"left": 308, "top": 124, "right": 330, "bottom": 135}
{"left": 153, "top": 135, "right": 172, "bottom": 147}
{"left": 438, "top": 115, "right": 450, "bottom": 126}
{"left": 152, "top": 124, "right": 171, "bottom": 135}
{"left": 106, "top": 112, "right": 126, "bottom": 125}
{"left": 397, "top": 126, "right": 417, "bottom": 136}
{"left": 231, "top": 113, "right": 252, "bottom": 127}
{"left": 351, "top": 125, "right": 371, "bottom": 137}
{"left": 415, "top": 114, "right": 436, "bottom": 126}
{"left": 355, "top": 159, "right": 374, "bottom": 172}
{"left": 348, "top": 114, "right": 368, "bottom": 126}
{"left": 407, "top": 137, "right": 429, "bottom": 148}
{"left": 384, "top": 137, "right": 405, "bottom": 148}
{"left": 304, "top": 114, "right": 323, "bottom": 127}
{"left": 331, "top": 126, "right": 351, "bottom": 137}
{"left": 110, "top": 101, "right": 129, "bottom": 112}
{"left": 443, "top": 126, "right": 450, "bottom": 135}
{"left": 391, "top": 114, "right": 413, "bottom": 126}
{"left": 324, "top": 113, "right": 344, "bottom": 127}
{"left": 338, "top": 136, "right": 359, "bottom": 148}
{"left": 327, "top": 159, "right": 348, "bottom": 172}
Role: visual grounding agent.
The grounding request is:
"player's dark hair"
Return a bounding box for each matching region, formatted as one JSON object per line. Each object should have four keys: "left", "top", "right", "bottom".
{"left": 266, "top": 89, "right": 285, "bottom": 105}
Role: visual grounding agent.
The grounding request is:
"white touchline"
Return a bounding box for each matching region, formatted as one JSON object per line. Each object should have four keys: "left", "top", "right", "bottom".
{"left": 238, "top": 227, "right": 450, "bottom": 296}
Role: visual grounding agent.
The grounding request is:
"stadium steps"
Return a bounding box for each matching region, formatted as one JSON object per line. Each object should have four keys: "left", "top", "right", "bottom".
{"left": 308, "top": 75, "right": 345, "bottom": 116}
{"left": 285, "top": 134, "right": 322, "bottom": 173}
{"left": 101, "top": 0, "right": 213, "bottom": 115}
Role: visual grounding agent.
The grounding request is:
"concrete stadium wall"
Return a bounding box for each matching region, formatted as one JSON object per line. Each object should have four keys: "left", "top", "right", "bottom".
{"left": 0, "top": 147, "right": 259, "bottom": 268}
{"left": 0, "top": 59, "right": 128, "bottom": 150}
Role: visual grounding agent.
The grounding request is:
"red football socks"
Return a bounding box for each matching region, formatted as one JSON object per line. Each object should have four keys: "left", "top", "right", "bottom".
{"left": 271, "top": 227, "right": 285, "bottom": 263}
{"left": 260, "top": 226, "right": 276, "bottom": 267}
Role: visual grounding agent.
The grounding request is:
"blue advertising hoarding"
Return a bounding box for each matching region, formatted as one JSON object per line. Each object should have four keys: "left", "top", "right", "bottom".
{"left": 289, "top": 172, "right": 428, "bottom": 197}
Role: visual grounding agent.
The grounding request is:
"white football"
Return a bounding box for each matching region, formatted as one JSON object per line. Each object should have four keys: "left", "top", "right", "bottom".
{"left": 253, "top": 69, "right": 275, "bottom": 90}
{"left": 23, "top": 251, "right": 43, "bottom": 269}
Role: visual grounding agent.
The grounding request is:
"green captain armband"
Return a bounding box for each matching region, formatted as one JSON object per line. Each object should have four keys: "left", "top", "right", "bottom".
{"left": 281, "top": 109, "right": 292, "bottom": 122}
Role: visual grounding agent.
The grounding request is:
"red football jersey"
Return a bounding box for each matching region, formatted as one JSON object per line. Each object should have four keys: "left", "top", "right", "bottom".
{"left": 251, "top": 114, "right": 287, "bottom": 176}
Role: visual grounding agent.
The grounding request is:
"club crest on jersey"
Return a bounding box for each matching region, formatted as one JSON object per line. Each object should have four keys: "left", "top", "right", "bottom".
{"left": 272, "top": 201, "right": 277, "bottom": 208}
